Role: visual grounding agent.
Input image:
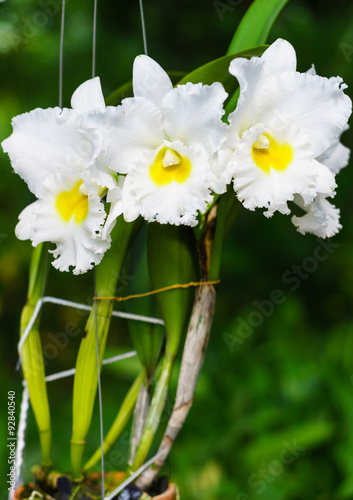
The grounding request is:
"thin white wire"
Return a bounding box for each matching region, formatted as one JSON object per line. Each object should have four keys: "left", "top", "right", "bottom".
{"left": 16, "top": 294, "right": 163, "bottom": 492}
{"left": 139, "top": 0, "right": 148, "bottom": 55}
{"left": 59, "top": 0, "right": 66, "bottom": 107}
{"left": 36, "top": 351, "right": 138, "bottom": 384}
{"left": 18, "top": 296, "right": 164, "bottom": 360}
{"left": 16, "top": 0, "right": 62, "bottom": 487}
{"left": 93, "top": 269, "right": 105, "bottom": 499}
{"left": 11, "top": 387, "right": 29, "bottom": 500}
{"left": 92, "top": 0, "right": 98, "bottom": 77}
{"left": 15, "top": 351, "right": 138, "bottom": 495}
{"left": 104, "top": 450, "right": 164, "bottom": 500}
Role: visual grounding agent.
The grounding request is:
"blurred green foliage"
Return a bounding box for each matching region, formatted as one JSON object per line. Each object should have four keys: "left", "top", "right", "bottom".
{"left": 1, "top": 0, "right": 353, "bottom": 498}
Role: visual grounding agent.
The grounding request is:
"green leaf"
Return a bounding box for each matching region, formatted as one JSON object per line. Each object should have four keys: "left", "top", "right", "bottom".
{"left": 147, "top": 223, "right": 199, "bottom": 358}
{"left": 126, "top": 226, "right": 164, "bottom": 379}
{"left": 177, "top": 46, "right": 267, "bottom": 98}
{"left": 228, "top": 0, "right": 290, "bottom": 54}
{"left": 105, "top": 81, "right": 133, "bottom": 107}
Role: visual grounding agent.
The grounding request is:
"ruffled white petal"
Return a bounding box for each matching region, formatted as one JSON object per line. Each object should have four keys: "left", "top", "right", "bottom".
{"left": 307, "top": 64, "right": 350, "bottom": 170}
{"left": 133, "top": 55, "right": 173, "bottom": 110}
{"left": 89, "top": 99, "right": 164, "bottom": 174}
{"left": 71, "top": 77, "right": 105, "bottom": 113}
{"left": 15, "top": 201, "right": 39, "bottom": 241}
{"left": 123, "top": 141, "right": 213, "bottom": 226}
{"left": 2, "top": 108, "right": 101, "bottom": 197}
{"left": 231, "top": 123, "right": 336, "bottom": 217}
{"left": 29, "top": 175, "right": 110, "bottom": 275}
{"left": 292, "top": 195, "right": 341, "bottom": 238}
{"left": 162, "top": 82, "right": 228, "bottom": 155}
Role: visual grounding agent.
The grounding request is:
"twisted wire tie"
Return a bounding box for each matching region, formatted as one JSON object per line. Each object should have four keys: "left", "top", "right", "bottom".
{"left": 93, "top": 279, "right": 220, "bottom": 302}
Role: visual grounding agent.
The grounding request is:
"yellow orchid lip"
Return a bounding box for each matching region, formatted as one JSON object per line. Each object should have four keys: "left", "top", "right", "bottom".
{"left": 55, "top": 180, "right": 89, "bottom": 224}
{"left": 251, "top": 133, "right": 294, "bottom": 174}
{"left": 150, "top": 147, "right": 192, "bottom": 186}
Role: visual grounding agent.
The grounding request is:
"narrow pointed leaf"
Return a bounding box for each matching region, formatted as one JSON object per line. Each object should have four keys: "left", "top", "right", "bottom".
{"left": 228, "top": 0, "right": 289, "bottom": 54}
{"left": 126, "top": 226, "right": 164, "bottom": 379}
{"left": 20, "top": 243, "right": 51, "bottom": 467}
{"left": 147, "top": 224, "right": 199, "bottom": 357}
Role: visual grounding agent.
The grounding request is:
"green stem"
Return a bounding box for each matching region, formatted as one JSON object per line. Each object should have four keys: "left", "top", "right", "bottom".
{"left": 83, "top": 370, "right": 145, "bottom": 472}
{"left": 131, "top": 353, "right": 174, "bottom": 471}
{"left": 20, "top": 244, "right": 52, "bottom": 467}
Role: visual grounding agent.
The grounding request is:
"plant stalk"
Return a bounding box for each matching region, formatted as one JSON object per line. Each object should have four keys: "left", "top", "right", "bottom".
{"left": 136, "top": 283, "right": 216, "bottom": 489}
{"left": 129, "top": 377, "right": 151, "bottom": 466}
{"left": 130, "top": 353, "right": 174, "bottom": 471}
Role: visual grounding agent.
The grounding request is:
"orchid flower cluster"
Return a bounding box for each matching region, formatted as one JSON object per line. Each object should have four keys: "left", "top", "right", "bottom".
{"left": 3, "top": 39, "right": 351, "bottom": 275}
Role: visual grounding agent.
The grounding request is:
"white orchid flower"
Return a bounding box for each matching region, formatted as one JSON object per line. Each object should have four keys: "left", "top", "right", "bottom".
{"left": 91, "top": 55, "right": 229, "bottom": 226}
{"left": 2, "top": 78, "right": 120, "bottom": 274}
{"left": 226, "top": 38, "right": 351, "bottom": 222}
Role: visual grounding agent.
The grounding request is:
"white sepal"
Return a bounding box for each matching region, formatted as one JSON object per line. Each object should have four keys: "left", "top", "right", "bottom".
{"left": 292, "top": 195, "right": 341, "bottom": 238}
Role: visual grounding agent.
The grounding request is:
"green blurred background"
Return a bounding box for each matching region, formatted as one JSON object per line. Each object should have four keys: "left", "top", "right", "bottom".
{"left": 1, "top": 0, "right": 353, "bottom": 498}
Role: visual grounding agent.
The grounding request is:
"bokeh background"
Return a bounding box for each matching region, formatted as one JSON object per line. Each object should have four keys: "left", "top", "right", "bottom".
{"left": 1, "top": 0, "right": 353, "bottom": 498}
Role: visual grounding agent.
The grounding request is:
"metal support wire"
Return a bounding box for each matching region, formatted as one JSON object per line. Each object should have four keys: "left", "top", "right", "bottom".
{"left": 59, "top": 0, "right": 66, "bottom": 108}
{"left": 105, "top": 451, "right": 164, "bottom": 500}
{"left": 139, "top": 0, "right": 148, "bottom": 55}
{"left": 93, "top": 268, "right": 105, "bottom": 498}
{"left": 18, "top": 295, "right": 164, "bottom": 361}
{"left": 14, "top": 352, "right": 138, "bottom": 496}
{"left": 15, "top": 294, "right": 163, "bottom": 494}
{"left": 92, "top": 0, "right": 98, "bottom": 77}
